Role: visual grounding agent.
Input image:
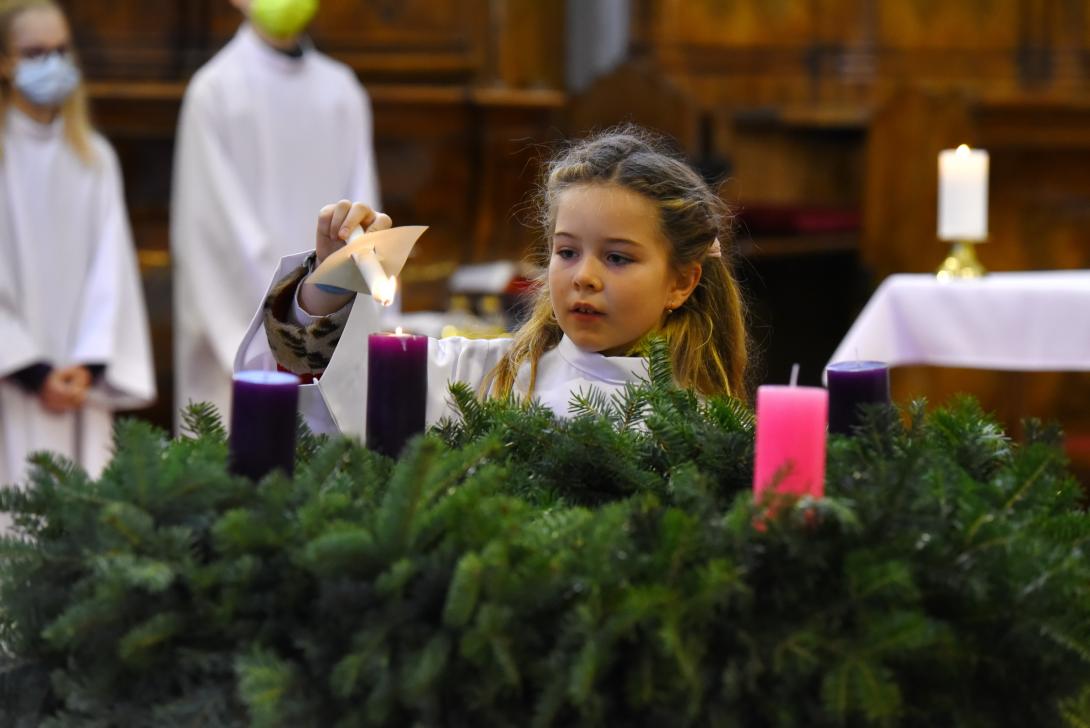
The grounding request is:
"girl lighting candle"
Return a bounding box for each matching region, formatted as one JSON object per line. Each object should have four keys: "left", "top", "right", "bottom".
{"left": 237, "top": 127, "right": 752, "bottom": 445}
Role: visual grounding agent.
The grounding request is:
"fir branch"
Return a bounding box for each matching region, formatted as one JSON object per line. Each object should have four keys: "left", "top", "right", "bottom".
{"left": 295, "top": 413, "right": 327, "bottom": 466}
{"left": 642, "top": 336, "right": 674, "bottom": 390}
{"left": 1, "top": 390, "right": 1088, "bottom": 726}
{"left": 1060, "top": 685, "right": 1090, "bottom": 728}
{"left": 235, "top": 648, "right": 298, "bottom": 728}
{"left": 179, "top": 401, "right": 226, "bottom": 442}
{"left": 445, "top": 381, "right": 489, "bottom": 440}
{"left": 611, "top": 382, "right": 649, "bottom": 431}
{"left": 567, "top": 386, "right": 616, "bottom": 423}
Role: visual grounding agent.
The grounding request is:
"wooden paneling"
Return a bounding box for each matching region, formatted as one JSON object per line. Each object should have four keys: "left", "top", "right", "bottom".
{"left": 650, "top": 0, "right": 818, "bottom": 47}
{"left": 209, "top": 1, "right": 489, "bottom": 81}
{"left": 64, "top": 1, "right": 564, "bottom": 85}
{"left": 861, "top": 86, "right": 969, "bottom": 276}
{"left": 60, "top": 1, "right": 203, "bottom": 79}
{"left": 875, "top": 0, "right": 1020, "bottom": 49}
{"left": 489, "top": 0, "right": 565, "bottom": 89}
{"left": 565, "top": 60, "right": 703, "bottom": 154}
{"left": 729, "top": 120, "right": 863, "bottom": 207}
{"left": 632, "top": 0, "right": 1090, "bottom": 108}
{"left": 863, "top": 87, "right": 1090, "bottom": 276}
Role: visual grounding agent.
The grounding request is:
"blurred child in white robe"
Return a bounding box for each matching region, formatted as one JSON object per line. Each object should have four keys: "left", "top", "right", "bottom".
{"left": 171, "top": 0, "right": 382, "bottom": 430}
{"left": 0, "top": 0, "right": 155, "bottom": 493}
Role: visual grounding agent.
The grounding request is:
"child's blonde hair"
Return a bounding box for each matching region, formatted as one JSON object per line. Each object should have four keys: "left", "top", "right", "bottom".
{"left": 485, "top": 125, "right": 749, "bottom": 402}
{"left": 0, "top": 0, "right": 94, "bottom": 163}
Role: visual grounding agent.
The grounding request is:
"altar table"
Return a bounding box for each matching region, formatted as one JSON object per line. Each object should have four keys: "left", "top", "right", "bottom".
{"left": 827, "top": 271, "right": 1090, "bottom": 373}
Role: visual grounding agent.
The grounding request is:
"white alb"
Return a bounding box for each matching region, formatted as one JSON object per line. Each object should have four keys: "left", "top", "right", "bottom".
{"left": 0, "top": 108, "right": 155, "bottom": 489}
{"left": 172, "top": 23, "right": 382, "bottom": 429}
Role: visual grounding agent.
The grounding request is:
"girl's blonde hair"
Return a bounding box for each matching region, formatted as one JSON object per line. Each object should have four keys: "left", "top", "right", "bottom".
{"left": 0, "top": 0, "right": 94, "bottom": 163}
{"left": 485, "top": 125, "right": 749, "bottom": 402}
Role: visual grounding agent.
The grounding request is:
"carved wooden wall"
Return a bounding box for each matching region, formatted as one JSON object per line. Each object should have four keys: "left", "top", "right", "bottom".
{"left": 628, "top": 0, "right": 1090, "bottom": 214}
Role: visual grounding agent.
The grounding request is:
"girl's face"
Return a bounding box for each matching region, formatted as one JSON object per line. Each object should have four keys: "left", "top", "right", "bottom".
{"left": 3, "top": 5, "right": 70, "bottom": 77}
{"left": 549, "top": 183, "right": 700, "bottom": 356}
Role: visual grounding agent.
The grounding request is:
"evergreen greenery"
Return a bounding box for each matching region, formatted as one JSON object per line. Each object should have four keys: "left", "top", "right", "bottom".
{"left": 1, "top": 341, "right": 1088, "bottom": 726}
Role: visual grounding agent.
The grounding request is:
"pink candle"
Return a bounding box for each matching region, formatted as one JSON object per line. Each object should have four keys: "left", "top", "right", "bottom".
{"left": 753, "top": 384, "right": 828, "bottom": 500}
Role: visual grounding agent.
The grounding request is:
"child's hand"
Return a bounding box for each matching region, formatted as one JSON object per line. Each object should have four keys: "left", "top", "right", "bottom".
{"left": 315, "top": 199, "right": 393, "bottom": 265}
{"left": 302, "top": 200, "right": 393, "bottom": 316}
{"left": 40, "top": 366, "right": 91, "bottom": 413}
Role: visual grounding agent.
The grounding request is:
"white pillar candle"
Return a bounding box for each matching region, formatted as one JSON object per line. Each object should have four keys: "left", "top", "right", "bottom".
{"left": 938, "top": 144, "right": 989, "bottom": 241}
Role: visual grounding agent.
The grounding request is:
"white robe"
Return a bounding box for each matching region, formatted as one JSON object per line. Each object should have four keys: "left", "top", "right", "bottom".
{"left": 0, "top": 108, "right": 156, "bottom": 488}
{"left": 236, "top": 254, "right": 650, "bottom": 439}
{"left": 171, "top": 23, "right": 381, "bottom": 429}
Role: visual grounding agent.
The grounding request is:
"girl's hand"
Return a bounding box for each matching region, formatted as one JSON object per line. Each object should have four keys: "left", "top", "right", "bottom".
{"left": 40, "top": 366, "right": 90, "bottom": 413}
{"left": 315, "top": 199, "right": 393, "bottom": 265}
{"left": 302, "top": 200, "right": 394, "bottom": 316}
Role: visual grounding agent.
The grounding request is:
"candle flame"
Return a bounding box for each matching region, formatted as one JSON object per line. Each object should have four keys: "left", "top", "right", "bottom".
{"left": 395, "top": 326, "right": 403, "bottom": 336}
{"left": 956, "top": 143, "right": 971, "bottom": 156}
{"left": 373, "top": 275, "right": 398, "bottom": 307}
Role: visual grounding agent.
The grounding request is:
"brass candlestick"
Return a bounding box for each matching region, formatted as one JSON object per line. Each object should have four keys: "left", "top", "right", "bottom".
{"left": 936, "top": 240, "right": 986, "bottom": 280}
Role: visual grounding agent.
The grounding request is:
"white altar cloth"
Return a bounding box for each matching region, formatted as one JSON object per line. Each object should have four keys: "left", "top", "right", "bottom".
{"left": 828, "top": 271, "right": 1090, "bottom": 372}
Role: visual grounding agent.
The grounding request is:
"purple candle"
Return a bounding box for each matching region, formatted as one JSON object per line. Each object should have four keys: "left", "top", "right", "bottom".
{"left": 367, "top": 328, "right": 428, "bottom": 458}
{"left": 229, "top": 370, "right": 300, "bottom": 479}
{"left": 825, "top": 361, "right": 891, "bottom": 435}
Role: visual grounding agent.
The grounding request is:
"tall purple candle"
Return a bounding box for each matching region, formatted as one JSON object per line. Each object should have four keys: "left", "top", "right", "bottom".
{"left": 825, "top": 361, "right": 891, "bottom": 435}
{"left": 229, "top": 370, "right": 300, "bottom": 479}
{"left": 367, "top": 329, "right": 428, "bottom": 458}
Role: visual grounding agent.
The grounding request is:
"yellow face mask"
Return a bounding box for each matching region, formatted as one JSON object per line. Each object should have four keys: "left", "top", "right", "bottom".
{"left": 250, "top": 0, "right": 318, "bottom": 40}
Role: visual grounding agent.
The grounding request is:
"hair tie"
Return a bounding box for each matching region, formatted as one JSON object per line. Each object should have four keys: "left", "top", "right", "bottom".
{"left": 706, "top": 238, "right": 722, "bottom": 259}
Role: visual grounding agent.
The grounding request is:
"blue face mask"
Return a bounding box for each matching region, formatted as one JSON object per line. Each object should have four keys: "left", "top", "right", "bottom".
{"left": 13, "top": 52, "right": 81, "bottom": 108}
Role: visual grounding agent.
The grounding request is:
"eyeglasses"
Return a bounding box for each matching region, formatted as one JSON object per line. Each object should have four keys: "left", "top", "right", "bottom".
{"left": 14, "top": 43, "right": 69, "bottom": 60}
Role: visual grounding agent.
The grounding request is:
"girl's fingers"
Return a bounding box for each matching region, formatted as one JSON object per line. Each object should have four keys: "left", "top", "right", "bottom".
{"left": 328, "top": 199, "right": 353, "bottom": 240}
{"left": 315, "top": 201, "right": 387, "bottom": 266}
{"left": 316, "top": 203, "right": 336, "bottom": 236}
{"left": 366, "top": 212, "right": 392, "bottom": 233}
{"left": 339, "top": 202, "right": 377, "bottom": 240}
